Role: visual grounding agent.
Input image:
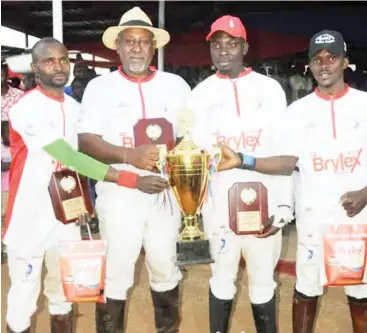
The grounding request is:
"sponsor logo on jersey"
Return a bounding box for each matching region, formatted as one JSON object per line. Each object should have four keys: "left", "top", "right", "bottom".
{"left": 215, "top": 129, "right": 262, "bottom": 152}
{"left": 311, "top": 149, "right": 362, "bottom": 173}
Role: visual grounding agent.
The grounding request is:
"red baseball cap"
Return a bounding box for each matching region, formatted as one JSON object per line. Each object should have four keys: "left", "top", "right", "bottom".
{"left": 206, "top": 15, "right": 247, "bottom": 41}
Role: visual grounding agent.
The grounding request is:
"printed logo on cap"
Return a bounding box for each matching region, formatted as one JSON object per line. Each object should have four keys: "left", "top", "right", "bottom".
{"left": 315, "top": 34, "right": 335, "bottom": 44}
{"left": 229, "top": 19, "right": 234, "bottom": 28}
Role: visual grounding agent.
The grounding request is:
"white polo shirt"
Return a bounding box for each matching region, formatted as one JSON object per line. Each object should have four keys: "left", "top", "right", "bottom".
{"left": 187, "top": 69, "right": 292, "bottom": 216}
{"left": 4, "top": 87, "right": 80, "bottom": 253}
{"left": 280, "top": 86, "right": 367, "bottom": 225}
{"left": 78, "top": 67, "right": 191, "bottom": 205}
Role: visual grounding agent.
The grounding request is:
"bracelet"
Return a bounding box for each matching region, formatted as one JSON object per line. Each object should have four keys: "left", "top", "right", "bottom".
{"left": 236, "top": 152, "right": 256, "bottom": 171}
{"left": 123, "top": 149, "right": 131, "bottom": 164}
{"left": 117, "top": 171, "right": 138, "bottom": 188}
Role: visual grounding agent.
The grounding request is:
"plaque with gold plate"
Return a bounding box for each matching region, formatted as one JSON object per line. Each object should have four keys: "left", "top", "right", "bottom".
{"left": 48, "top": 169, "right": 95, "bottom": 224}
{"left": 134, "top": 118, "right": 175, "bottom": 164}
{"left": 228, "top": 182, "right": 268, "bottom": 235}
{"left": 159, "top": 110, "right": 221, "bottom": 266}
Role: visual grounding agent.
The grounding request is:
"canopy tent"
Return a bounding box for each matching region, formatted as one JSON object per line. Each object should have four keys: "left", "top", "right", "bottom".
{"left": 66, "top": 29, "right": 310, "bottom": 68}
{"left": 1, "top": 45, "right": 27, "bottom": 63}
{"left": 1, "top": 46, "right": 28, "bottom": 78}
{"left": 2, "top": 1, "right": 367, "bottom": 67}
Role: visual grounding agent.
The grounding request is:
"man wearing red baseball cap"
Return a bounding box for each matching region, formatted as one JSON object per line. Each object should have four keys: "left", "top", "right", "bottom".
{"left": 187, "top": 15, "right": 293, "bottom": 333}
{"left": 206, "top": 15, "right": 247, "bottom": 41}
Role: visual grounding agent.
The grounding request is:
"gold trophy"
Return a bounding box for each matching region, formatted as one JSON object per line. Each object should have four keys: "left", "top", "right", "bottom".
{"left": 159, "top": 110, "right": 220, "bottom": 266}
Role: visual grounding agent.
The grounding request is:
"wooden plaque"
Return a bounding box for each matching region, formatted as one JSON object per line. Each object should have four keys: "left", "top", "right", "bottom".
{"left": 228, "top": 182, "right": 269, "bottom": 235}
{"left": 133, "top": 117, "right": 175, "bottom": 151}
{"left": 48, "top": 169, "right": 95, "bottom": 224}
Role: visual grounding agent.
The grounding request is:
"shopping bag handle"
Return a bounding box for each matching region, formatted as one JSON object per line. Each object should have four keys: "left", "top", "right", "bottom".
{"left": 86, "top": 223, "right": 93, "bottom": 241}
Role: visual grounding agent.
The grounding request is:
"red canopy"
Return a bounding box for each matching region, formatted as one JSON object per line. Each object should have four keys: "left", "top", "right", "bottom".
{"left": 66, "top": 28, "right": 309, "bottom": 68}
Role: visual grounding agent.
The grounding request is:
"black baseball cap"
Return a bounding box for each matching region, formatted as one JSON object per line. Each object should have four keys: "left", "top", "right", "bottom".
{"left": 308, "top": 30, "right": 347, "bottom": 59}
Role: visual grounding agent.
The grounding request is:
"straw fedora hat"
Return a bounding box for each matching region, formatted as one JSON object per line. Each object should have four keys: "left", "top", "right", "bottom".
{"left": 102, "top": 7, "right": 170, "bottom": 50}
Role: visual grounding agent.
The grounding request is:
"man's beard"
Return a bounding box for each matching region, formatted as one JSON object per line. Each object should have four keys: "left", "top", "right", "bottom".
{"left": 39, "top": 72, "right": 69, "bottom": 88}
{"left": 127, "top": 61, "right": 148, "bottom": 74}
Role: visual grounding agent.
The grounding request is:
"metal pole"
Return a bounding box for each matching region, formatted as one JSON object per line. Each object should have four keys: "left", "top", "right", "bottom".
{"left": 52, "top": 0, "right": 63, "bottom": 42}
{"left": 25, "top": 33, "right": 29, "bottom": 48}
{"left": 158, "top": 0, "right": 165, "bottom": 71}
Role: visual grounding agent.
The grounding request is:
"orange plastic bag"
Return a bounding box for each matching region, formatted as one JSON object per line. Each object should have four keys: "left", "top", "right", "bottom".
{"left": 321, "top": 224, "right": 367, "bottom": 287}
{"left": 59, "top": 227, "right": 107, "bottom": 303}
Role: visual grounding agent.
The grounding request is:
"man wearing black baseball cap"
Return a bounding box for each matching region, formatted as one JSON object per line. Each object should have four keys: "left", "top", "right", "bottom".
{"left": 215, "top": 30, "right": 367, "bottom": 333}
{"left": 308, "top": 29, "right": 349, "bottom": 92}
{"left": 308, "top": 30, "right": 347, "bottom": 59}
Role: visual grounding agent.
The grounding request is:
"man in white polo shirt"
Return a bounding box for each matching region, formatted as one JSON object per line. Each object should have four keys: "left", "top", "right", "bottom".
{"left": 5, "top": 37, "right": 159, "bottom": 333}
{"left": 217, "top": 30, "right": 367, "bottom": 333}
{"left": 78, "top": 7, "right": 191, "bottom": 333}
{"left": 187, "top": 15, "right": 294, "bottom": 333}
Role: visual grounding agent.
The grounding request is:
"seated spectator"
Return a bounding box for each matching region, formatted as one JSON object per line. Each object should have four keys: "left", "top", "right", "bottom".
{"left": 23, "top": 73, "right": 37, "bottom": 91}
{"left": 1, "top": 64, "right": 24, "bottom": 121}
{"left": 289, "top": 63, "right": 313, "bottom": 102}
{"left": 9, "top": 77, "right": 21, "bottom": 89}
{"left": 87, "top": 68, "right": 97, "bottom": 80}
{"left": 71, "top": 77, "right": 88, "bottom": 103}
{"left": 64, "top": 62, "right": 89, "bottom": 96}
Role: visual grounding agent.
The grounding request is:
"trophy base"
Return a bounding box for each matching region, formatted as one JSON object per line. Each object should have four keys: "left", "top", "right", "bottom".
{"left": 176, "top": 239, "right": 214, "bottom": 267}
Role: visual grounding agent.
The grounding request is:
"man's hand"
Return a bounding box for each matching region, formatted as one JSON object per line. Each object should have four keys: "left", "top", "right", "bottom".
{"left": 217, "top": 144, "right": 241, "bottom": 171}
{"left": 136, "top": 176, "right": 169, "bottom": 194}
{"left": 256, "top": 216, "right": 281, "bottom": 238}
{"left": 125, "top": 144, "right": 160, "bottom": 171}
{"left": 256, "top": 206, "right": 293, "bottom": 238}
{"left": 340, "top": 187, "right": 367, "bottom": 217}
{"left": 76, "top": 212, "right": 92, "bottom": 226}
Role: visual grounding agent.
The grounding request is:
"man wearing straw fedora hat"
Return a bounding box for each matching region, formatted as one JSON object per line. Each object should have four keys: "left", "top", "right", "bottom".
{"left": 78, "top": 6, "right": 191, "bottom": 333}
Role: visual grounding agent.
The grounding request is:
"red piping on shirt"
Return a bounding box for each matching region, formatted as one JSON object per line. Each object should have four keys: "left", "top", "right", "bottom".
{"left": 331, "top": 98, "right": 337, "bottom": 139}
{"left": 314, "top": 85, "right": 349, "bottom": 100}
{"left": 61, "top": 104, "right": 66, "bottom": 137}
{"left": 315, "top": 85, "right": 349, "bottom": 139}
{"left": 36, "top": 85, "right": 65, "bottom": 102}
{"left": 118, "top": 65, "right": 157, "bottom": 83}
{"left": 231, "top": 82, "right": 241, "bottom": 117}
{"left": 216, "top": 68, "right": 253, "bottom": 117}
{"left": 118, "top": 65, "right": 157, "bottom": 119}
{"left": 56, "top": 104, "right": 66, "bottom": 171}
{"left": 216, "top": 67, "right": 253, "bottom": 79}
{"left": 138, "top": 83, "right": 146, "bottom": 119}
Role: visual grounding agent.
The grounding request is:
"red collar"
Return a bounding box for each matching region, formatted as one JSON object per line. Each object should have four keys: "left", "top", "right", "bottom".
{"left": 36, "top": 86, "right": 65, "bottom": 102}
{"left": 118, "top": 65, "right": 157, "bottom": 83}
{"left": 216, "top": 67, "right": 253, "bottom": 79}
{"left": 315, "top": 85, "right": 350, "bottom": 101}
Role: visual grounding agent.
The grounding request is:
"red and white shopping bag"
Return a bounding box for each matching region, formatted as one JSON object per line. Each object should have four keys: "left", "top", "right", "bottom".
{"left": 321, "top": 224, "right": 367, "bottom": 287}
{"left": 59, "top": 225, "right": 107, "bottom": 303}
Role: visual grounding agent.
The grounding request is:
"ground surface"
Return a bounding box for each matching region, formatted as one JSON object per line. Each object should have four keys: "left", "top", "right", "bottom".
{"left": 1, "top": 225, "right": 352, "bottom": 333}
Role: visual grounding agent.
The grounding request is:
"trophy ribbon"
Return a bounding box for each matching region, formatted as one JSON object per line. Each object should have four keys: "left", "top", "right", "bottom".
{"left": 157, "top": 156, "right": 173, "bottom": 215}
{"left": 208, "top": 160, "right": 215, "bottom": 200}
{"left": 207, "top": 147, "right": 222, "bottom": 201}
